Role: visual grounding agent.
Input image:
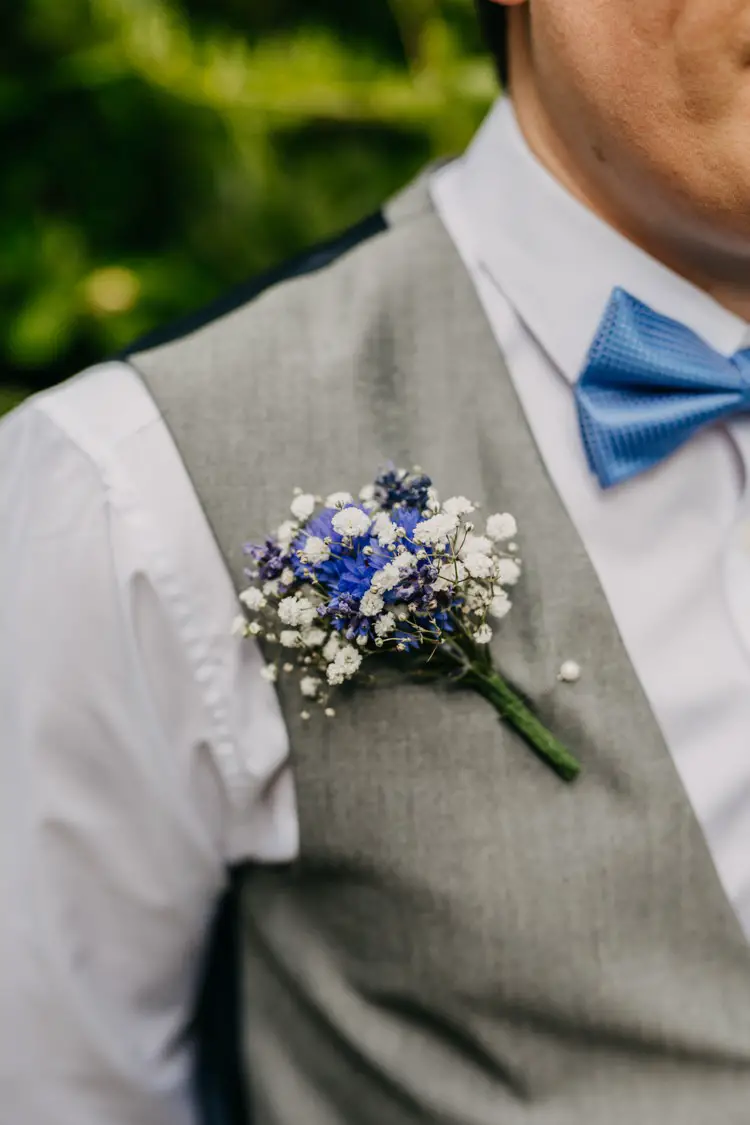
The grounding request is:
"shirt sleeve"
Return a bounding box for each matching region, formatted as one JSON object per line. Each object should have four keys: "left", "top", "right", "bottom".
{"left": 0, "top": 380, "right": 293, "bottom": 1124}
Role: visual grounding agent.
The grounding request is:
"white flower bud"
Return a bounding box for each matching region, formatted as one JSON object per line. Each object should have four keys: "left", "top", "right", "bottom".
{"left": 290, "top": 493, "right": 316, "bottom": 521}
{"left": 240, "top": 586, "right": 266, "bottom": 611}
{"left": 276, "top": 520, "right": 298, "bottom": 551}
{"left": 474, "top": 624, "right": 493, "bottom": 645}
{"left": 486, "top": 513, "right": 518, "bottom": 542}
{"left": 413, "top": 512, "right": 458, "bottom": 548}
{"left": 464, "top": 552, "right": 495, "bottom": 579}
{"left": 360, "top": 590, "right": 385, "bottom": 617}
{"left": 302, "top": 536, "right": 331, "bottom": 565}
{"left": 278, "top": 594, "right": 316, "bottom": 627}
{"left": 496, "top": 558, "right": 522, "bottom": 587}
{"left": 325, "top": 491, "right": 353, "bottom": 509}
{"left": 301, "top": 627, "right": 326, "bottom": 649}
{"left": 490, "top": 593, "right": 512, "bottom": 620}
{"left": 374, "top": 612, "right": 396, "bottom": 638}
{"left": 231, "top": 615, "right": 248, "bottom": 637}
{"left": 332, "top": 507, "right": 372, "bottom": 539}
{"left": 443, "top": 496, "right": 475, "bottom": 518}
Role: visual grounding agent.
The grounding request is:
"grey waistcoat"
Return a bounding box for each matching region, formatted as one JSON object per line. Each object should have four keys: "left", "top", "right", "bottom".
{"left": 130, "top": 174, "right": 750, "bottom": 1123}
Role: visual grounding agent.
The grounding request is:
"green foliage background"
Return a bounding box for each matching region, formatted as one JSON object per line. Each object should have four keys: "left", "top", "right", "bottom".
{"left": 1, "top": 0, "right": 496, "bottom": 416}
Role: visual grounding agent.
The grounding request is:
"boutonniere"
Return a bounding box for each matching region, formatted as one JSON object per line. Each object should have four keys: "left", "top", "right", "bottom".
{"left": 235, "top": 468, "right": 581, "bottom": 782}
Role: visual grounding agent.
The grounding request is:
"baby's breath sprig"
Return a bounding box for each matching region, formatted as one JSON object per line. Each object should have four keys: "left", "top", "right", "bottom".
{"left": 236, "top": 469, "right": 581, "bottom": 781}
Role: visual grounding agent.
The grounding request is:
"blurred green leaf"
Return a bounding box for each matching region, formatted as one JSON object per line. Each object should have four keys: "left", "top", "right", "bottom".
{"left": 0, "top": 388, "right": 28, "bottom": 417}
{"left": 1, "top": 0, "right": 495, "bottom": 401}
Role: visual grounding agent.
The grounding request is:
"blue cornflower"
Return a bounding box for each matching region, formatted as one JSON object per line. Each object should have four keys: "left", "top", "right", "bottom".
{"left": 244, "top": 538, "right": 287, "bottom": 582}
{"left": 374, "top": 467, "right": 433, "bottom": 513}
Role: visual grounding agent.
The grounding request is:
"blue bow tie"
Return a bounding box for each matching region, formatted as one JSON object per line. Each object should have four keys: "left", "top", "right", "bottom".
{"left": 575, "top": 287, "right": 750, "bottom": 489}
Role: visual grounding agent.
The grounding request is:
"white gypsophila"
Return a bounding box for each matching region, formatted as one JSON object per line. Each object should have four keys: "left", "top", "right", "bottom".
{"left": 278, "top": 594, "right": 316, "bottom": 627}
{"left": 322, "top": 634, "right": 342, "bottom": 663}
{"left": 290, "top": 492, "right": 316, "bottom": 521}
{"left": 277, "top": 596, "right": 299, "bottom": 624}
{"left": 301, "top": 627, "right": 327, "bottom": 649}
{"left": 263, "top": 578, "right": 280, "bottom": 598}
{"left": 434, "top": 559, "right": 468, "bottom": 592}
{"left": 374, "top": 611, "right": 396, "bottom": 638}
{"left": 301, "top": 535, "right": 330, "bottom": 565}
{"left": 394, "top": 550, "right": 416, "bottom": 572}
{"left": 393, "top": 603, "right": 411, "bottom": 620}
{"left": 276, "top": 520, "right": 298, "bottom": 552}
{"left": 325, "top": 491, "right": 353, "bottom": 509}
{"left": 464, "top": 582, "right": 492, "bottom": 612}
{"left": 297, "top": 602, "right": 317, "bottom": 627}
{"left": 442, "top": 496, "right": 475, "bottom": 518}
{"left": 357, "top": 634, "right": 368, "bottom": 647}
{"left": 495, "top": 558, "right": 522, "bottom": 587}
{"left": 372, "top": 510, "right": 397, "bottom": 547}
{"left": 240, "top": 586, "right": 266, "bottom": 611}
{"left": 359, "top": 483, "right": 376, "bottom": 502}
{"left": 279, "top": 629, "right": 301, "bottom": 648}
{"left": 332, "top": 506, "right": 372, "bottom": 539}
{"left": 280, "top": 567, "right": 295, "bottom": 587}
{"left": 425, "top": 486, "right": 441, "bottom": 514}
{"left": 474, "top": 624, "right": 493, "bottom": 645}
{"left": 298, "top": 596, "right": 317, "bottom": 626}
{"left": 231, "top": 615, "right": 248, "bottom": 638}
{"left": 486, "top": 512, "right": 518, "bottom": 542}
{"left": 260, "top": 664, "right": 278, "bottom": 683}
{"left": 490, "top": 592, "right": 512, "bottom": 620}
{"left": 370, "top": 550, "right": 414, "bottom": 593}
{"left": 325, "top": 642, "right": 363, "bottom": 686}
{"left": 464, "top": 551, "right": 496, "bottom": 580}
{"left": 247, "top": 621, "right": 263, "bottom": 637}
{"left": 460, "top": 533, "right": 493, "bottom": 557}
{"left": 413, "top": 511, "right": 458, "bottom": 547}
{"left": 360, "top": 590, "right": 385, "bottom": 617}
{"left": 300, "top": 676, "right": 322, "bottom": 699}
{"left": 332, "top": 645, "right": 362, "bottom": 678}
{"left": 370, "top": 562, "right": 401, "bottom": 594}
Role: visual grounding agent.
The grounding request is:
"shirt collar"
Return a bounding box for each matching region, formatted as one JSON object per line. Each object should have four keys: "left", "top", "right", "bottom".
{"left": 455, "top": 98, "right": 750, "bottom": 384}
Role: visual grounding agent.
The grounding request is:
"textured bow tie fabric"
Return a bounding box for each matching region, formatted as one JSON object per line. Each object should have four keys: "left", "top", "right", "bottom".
{"left": 575, "top": 287, "right": 750, "bottom": 489}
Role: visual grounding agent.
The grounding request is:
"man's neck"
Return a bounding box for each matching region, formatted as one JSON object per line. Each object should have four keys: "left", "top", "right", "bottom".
{"left": 508, "top": 72, "right": 750, "bottom": 324}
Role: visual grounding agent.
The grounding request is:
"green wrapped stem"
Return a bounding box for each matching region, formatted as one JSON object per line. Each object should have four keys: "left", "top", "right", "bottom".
{"left": 467, "top": 667, "right": 581, "bottom": 783}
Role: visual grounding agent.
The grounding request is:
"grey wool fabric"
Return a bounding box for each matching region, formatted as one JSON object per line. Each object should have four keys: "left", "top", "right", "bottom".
{"left": 130, "top": 174, "right": 750, "bottom": 1123}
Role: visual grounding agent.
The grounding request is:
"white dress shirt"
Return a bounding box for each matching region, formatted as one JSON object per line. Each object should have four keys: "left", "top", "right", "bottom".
{"left": 2, "top": 95, "right": 750, "bottom": 1123}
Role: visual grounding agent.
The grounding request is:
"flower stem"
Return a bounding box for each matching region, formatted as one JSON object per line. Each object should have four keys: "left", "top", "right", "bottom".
{"left": 467, "top": 667, "right": 581, "bottom": 783}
